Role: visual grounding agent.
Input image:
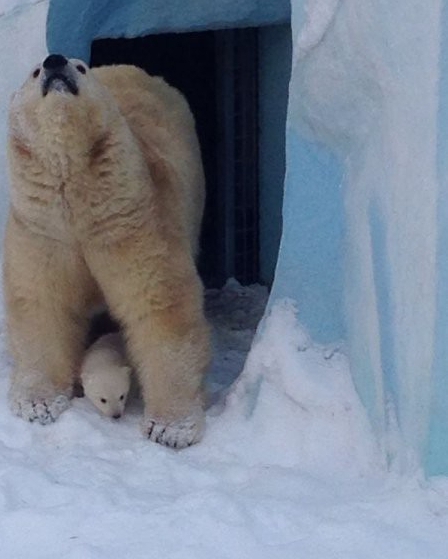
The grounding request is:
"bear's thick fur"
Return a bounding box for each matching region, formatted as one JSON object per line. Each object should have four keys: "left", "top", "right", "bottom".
{"left": 4, "top": 55, "right": 211, "bottom": 448}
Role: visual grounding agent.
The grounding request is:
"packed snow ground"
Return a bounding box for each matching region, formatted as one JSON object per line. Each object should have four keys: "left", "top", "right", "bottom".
{"left": 0, "top": 279, "right": 447, "bottom": 558}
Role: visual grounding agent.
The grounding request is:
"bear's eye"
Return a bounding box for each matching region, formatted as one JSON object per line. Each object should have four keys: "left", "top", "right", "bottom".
{"left": 119, "top": 395, "right": 124, "bottom": 401}
{"left": 32, "top": 68, "right": 40, "bottom": 79}
{"left": 76, "top": 64, "right": 87, "bottom": 74}
{"left": 100, "top": 398, "right": 107, "bottom": 404}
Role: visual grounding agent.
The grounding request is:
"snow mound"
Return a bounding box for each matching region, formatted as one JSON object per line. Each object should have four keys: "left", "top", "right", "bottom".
{"left": 207, "top": 298, "right": 381, "bottom": 478}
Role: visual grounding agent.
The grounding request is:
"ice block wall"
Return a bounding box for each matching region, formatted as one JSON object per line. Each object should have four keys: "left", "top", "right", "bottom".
{"left": 271, "top": 0, "right": 445, "bottom": 475}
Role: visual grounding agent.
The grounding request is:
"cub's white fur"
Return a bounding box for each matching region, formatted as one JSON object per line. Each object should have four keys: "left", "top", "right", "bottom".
{"left": 81, "top": 333, "right": 131, "bottom": 419}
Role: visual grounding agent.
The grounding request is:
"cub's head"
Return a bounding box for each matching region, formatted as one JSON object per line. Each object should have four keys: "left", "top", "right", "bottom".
{"left": 82, "top": 365, "right": 131, "bottom": 420}
{"left": 9, "top": 54, "right": 118, "bottom": 158}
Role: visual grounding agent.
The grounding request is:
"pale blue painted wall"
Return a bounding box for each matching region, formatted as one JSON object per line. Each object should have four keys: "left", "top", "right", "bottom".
{"left": 269, "top": 132, "right": 344, "bottom": 343}
{"left": 265, "top": 4, "right": 346, "bottom": 344}
{"left": 47, "top": 0, "right": 290, "bottom": 60}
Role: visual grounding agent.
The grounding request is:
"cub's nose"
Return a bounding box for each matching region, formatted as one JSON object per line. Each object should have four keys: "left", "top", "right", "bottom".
{"left": 112, "top": 413, "right": 122, "bottom": 420}
{"left": 43, "top": 54, "right": 68, "bottom": 70}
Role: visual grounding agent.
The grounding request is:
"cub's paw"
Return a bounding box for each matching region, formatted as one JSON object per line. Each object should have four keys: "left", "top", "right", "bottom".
{"left": 10, "top": 394, "right": 70, "bottom": 424}
{"left": 142, "top": 409, "right": 205, "bottom": 449}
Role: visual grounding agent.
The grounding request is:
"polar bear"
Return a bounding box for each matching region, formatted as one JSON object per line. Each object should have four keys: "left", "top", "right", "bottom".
{"left": 4, "top": 54, "right": 211, "bottom": 448}
{"left": 80, "top": 333, "right": 131, "bottom": 419}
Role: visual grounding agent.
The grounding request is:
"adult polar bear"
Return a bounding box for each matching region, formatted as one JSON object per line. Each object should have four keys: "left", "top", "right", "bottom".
{"left": 4, "top": 54, "right": 211, "bottom": 448}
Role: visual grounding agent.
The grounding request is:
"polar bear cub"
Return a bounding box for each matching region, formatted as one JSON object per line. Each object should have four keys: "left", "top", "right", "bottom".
{"left": 81, "top": 333, "right": 131, "bottom": 419}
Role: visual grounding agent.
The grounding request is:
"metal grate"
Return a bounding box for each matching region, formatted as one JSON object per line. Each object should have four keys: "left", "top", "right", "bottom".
{"left": 233, "top": 29, "right": 259, "bottom": 284}
{"left": 212, "top": 28, "right": 259, "bottom": 285}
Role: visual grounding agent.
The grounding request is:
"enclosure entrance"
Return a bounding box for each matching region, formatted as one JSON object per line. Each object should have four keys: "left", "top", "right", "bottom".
{"left": 91, "top": 29, "right": 259, "bottom": 287}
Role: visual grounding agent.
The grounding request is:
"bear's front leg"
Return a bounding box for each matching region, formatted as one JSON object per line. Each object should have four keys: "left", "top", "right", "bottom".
{"left": 134, "top": 302, "right": 210, "bottom": 448}
{"left": 3, "top": 215, "right": 93, "bottom": 424}
{"left": 86, "top": 234, "right": 211, "bottom": 448}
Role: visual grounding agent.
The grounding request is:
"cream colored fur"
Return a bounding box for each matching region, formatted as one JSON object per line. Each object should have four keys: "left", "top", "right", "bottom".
{"left": 80, "top": 333, "right": 131, "bottom": 419}
{"left": 4, "top": 58, "right": 211, "bottom": 447}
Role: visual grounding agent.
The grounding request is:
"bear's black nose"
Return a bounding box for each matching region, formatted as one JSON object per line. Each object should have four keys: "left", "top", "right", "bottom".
{"left": 43, "top": 54, "right": 68, "bottom": 70}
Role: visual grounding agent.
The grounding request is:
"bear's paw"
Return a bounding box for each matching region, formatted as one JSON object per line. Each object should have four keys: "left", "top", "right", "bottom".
{"left": 142, "top": 409, "right": 205, "bottom": 449}
{"left": 10, "top": 392, "right": 70, "bottom": 425}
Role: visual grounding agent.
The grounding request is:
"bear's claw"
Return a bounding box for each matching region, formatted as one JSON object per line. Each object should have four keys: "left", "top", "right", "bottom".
{"left": 11, "top": 394, "right": 70, "bottom": 425}
{"left": 142, "top": 411, "right": 205, "bottom": 449}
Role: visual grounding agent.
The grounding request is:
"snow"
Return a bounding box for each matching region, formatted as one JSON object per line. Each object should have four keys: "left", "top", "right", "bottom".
{"left": 0, "top": 280, "right": 447, "bottom": 558}
{"left": 0, "top": 0, "right": 447, "bottom": 556}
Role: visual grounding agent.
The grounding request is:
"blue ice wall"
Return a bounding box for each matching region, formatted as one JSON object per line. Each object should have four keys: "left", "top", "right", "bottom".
{"left": 47, "top": 0, "right": 290, "bottom": 61}
{"left": 269, "top": 2, "right": 346, "bottom": 344}
{"left": 273, "top": 0, "right": 443, "bottom": 475}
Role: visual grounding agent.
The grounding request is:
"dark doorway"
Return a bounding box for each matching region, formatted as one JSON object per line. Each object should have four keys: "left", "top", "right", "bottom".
{"left": 90, "top": 28, "right": 259, "bottom": 287}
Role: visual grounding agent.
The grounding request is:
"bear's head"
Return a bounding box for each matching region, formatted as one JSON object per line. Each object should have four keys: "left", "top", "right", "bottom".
{"left": 82, "top": 364, "right": 132, "bottom": 420}
{"left": 9, "top": 54, "right": 121, "bottom": 165}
